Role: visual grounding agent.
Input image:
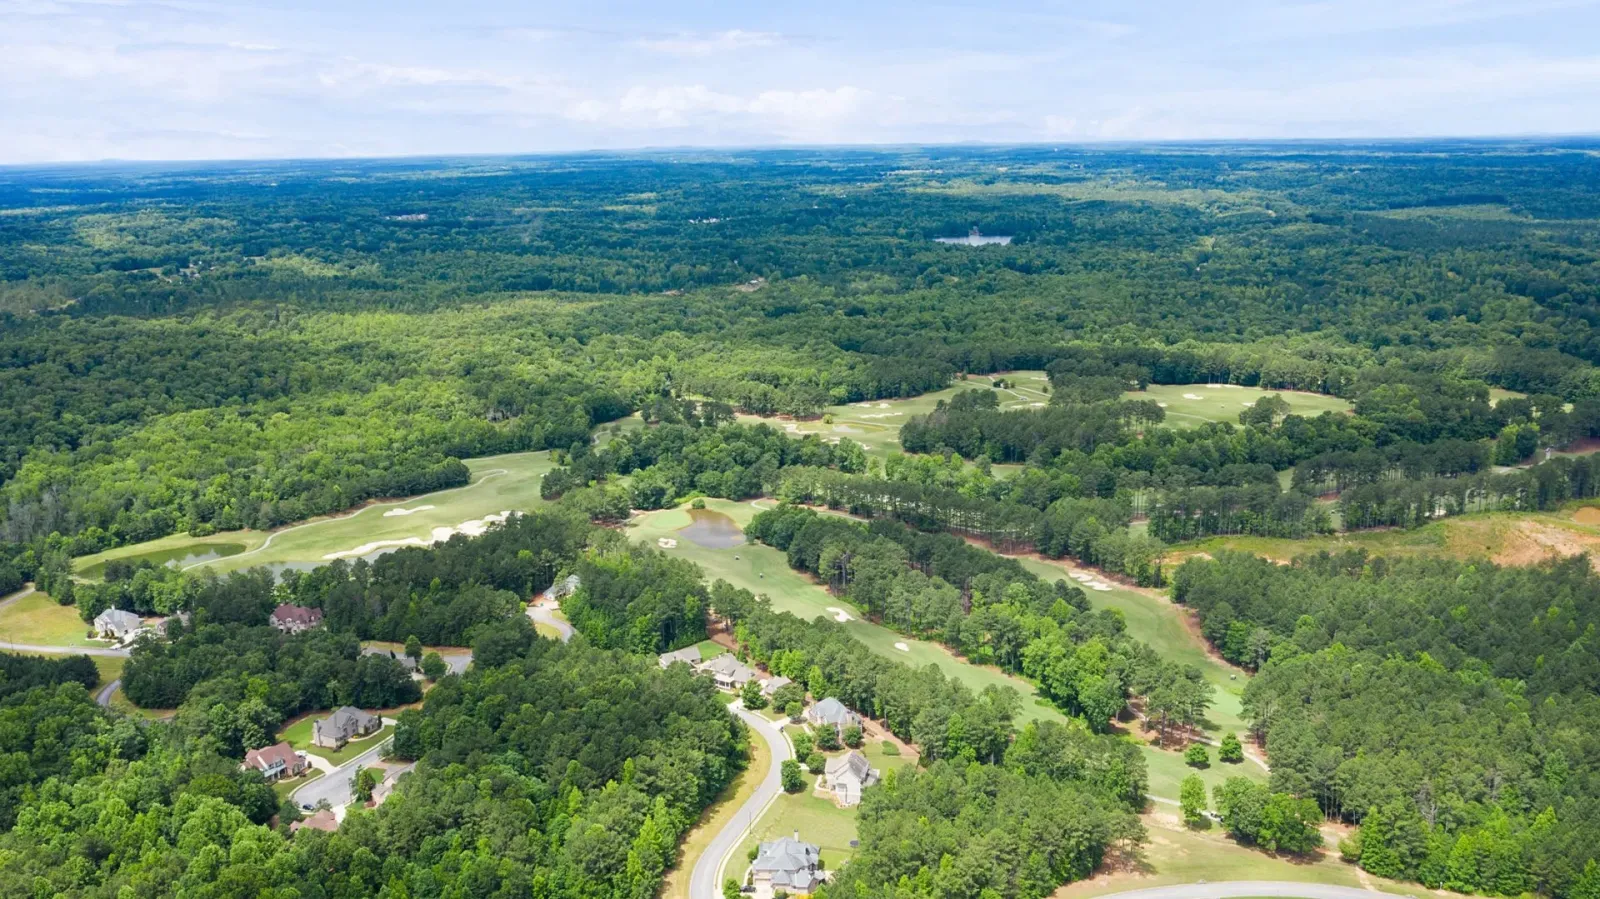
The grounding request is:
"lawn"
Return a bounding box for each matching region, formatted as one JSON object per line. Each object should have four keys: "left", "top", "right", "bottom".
{"left": 660, "top": 700, "right": 769, "bottom": 899}
{"left": 1053, "top": 811, "right": 1444, "bottom": 899}
{"left": 0, "top": 589, "right": 102, "bottom": 647}
{"left": 1124, "top": 384, "right": 1352, "bottom": 429}
{"left": 278, "top": 714, "right": 393, "bottom": 765}
{"left": 733, "top": 780, "right": 860, "bottom": 880}
{"left": 271, "top": 771, "right": 322, "bottom": 800}
{"left": 1141, "top": 741, "right": 1264, "bottom": 804}
{"left": 736, "top": 371, "right": 1051, "bottom": 462}
{"left": 73, "top": 450, "right": 556, "bottom": 580}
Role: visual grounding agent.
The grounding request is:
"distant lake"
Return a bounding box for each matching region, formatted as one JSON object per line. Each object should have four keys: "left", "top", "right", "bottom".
{"left": 935, "top": 234, "right": 1012, "bottom": 246}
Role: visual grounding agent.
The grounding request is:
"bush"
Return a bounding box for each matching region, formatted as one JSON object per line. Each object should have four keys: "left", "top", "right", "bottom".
{"left": 814, "top": 727, "right": 840, "bottom": 751}
{"left": 740, "top": 679, "right": 768, "bottom": 710}
{"left": 842, "top": 724, "right": 863, "bottom": 748}
{"left": 806, "top": 752, "right": 826, "bottom": 774}
{"left": 791, "top": 731, "right": 813, "bottom": 759}
{"left": 780, "top": 759, "right": 804, "bottom": 793}
{"left": 692, "top": 498, "right": 707, "bottom": 510}
{"left": 879, "top": 741, "right": 900, "bottom": 756}
{"left": 421, "top": 651, "right": 447, "bottom": 681}
{"left": 1184, "top": 743, "right": 1210, "bottom": 767}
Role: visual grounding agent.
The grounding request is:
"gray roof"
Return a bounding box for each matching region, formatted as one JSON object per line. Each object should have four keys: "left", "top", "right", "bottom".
{"left": 658, "top": 645, "right": 702, "bottom": 667}
{"left": 825, "top": 750, "right": 873, "bottom": 782}
{"left": 323, "top": 706, "right": 379, "bottom": 734}
{"left": 700, "top": 653, "right": 755, "bottom": 681}
{"left": 760, "top": 675, "right": 792, "bottom": 695}
{"left": 806, "top": 697, "right": 859, "bottom": 727}
{"left": 752, "top": 836, "right": 821, "bottom": 888}
{"left": 95, "top": 608, "right": 141, "bottom": 630}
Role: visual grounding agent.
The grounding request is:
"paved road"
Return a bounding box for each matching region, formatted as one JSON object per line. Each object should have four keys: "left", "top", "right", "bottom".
{"left": 526, "top": 603, "right": 575, "bottom": 642}
{"left": 290, "top": 737, "right": 394, "bottom": 811}
{"left": 0, "top": 584, "right": 35, "bottom": 613}
{"left": 96, "top": 678, "right": 120, "bottom": 707}
{"left": 689, "top": 704, "right": 792, "bottom": 899}
{"left": 0, "top": 640, "right": 130, "bottom": 657}
{"left": 1091, "top": 882, "right": 1409, "bottom": 899}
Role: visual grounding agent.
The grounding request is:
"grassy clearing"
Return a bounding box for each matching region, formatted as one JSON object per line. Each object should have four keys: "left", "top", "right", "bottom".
{"left": 1055, "top": 810, "right": 1443, "bottom": 899}
{"left": 1168, "top": 503, "right": 1600, "bottom": 572}
{"left": 661, "top": 701, "right": 770, "bottom": 899}
{"left": 278, "top": 714, "right": 393, "bottom": 765}
{"left": 73, "top": 450, "right": 557, "bottom": 579}
{"left": 1126, "top": 384, "right": 1352, "bottom": 429}
{"left": 736, "top": 371, "right": 1051, "bottom": 462}
{"left": 0, "top": 589, "right": 101, "bottom": 647}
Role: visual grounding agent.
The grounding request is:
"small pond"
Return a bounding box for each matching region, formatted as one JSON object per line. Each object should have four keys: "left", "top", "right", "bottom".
{"left": 81, "top": 542, "right": 246, "bottom": 578}
{"left": 678, "top": 509, "right": 747, "bottom": 549}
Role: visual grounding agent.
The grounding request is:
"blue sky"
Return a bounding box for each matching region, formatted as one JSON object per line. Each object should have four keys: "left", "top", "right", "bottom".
{"left": 3, "top": 0, "right": 1598, "bottom": 162}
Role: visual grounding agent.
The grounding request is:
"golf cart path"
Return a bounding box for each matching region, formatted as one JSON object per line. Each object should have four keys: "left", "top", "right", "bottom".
{"left": 689, "top": 704, "right": 792, "bottom": 899}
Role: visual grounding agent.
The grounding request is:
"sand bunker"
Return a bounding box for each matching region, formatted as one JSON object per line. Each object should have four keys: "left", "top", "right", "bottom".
{"left": 657, "top": 538, "right": 678, "bottom": 549}
{"left": 1030, "top": 402, "right": 1046, "bottom": 407}
{"left": 825, "top": 606, "right": 855, "bottom": 623}
{"left": 894, "top": 642, "right": 910, "bottom": 652}
{"left": 1241, "top": 402, "right": 1255, "bottom": 407}
{"left": 1091, "top": 583, "right": 1113, "bottom": 592}
{"left": 877, "top": 403, "right": 890, "bottom": 408}
{"left": 1070, "top": 573, "right": 1094, "bottom": 582}
{"left": 324, "top": 511, "right": 514, "bottom": 560}
{"left": 383, "top": 505, "right": 436, "bottom": 518}
{"left": 1157, "top": 402, "right": 1168, "bottom": 408}
{"left": 1183, "top": 393, "right": 1203, "bottom": 400}
{"left": 858, "top": 412, "right": 903, "bottom": 419}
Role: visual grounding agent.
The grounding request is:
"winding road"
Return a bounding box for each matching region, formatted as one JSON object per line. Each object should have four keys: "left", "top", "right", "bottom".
{"left": 526, "top": 602, "right": 575, "bottom": 642}
{"left": 1088, "top": 882, "right": 1409, "bottom": 899}
{"left": 689, "top": 704, "right": 792, "bottom": 899}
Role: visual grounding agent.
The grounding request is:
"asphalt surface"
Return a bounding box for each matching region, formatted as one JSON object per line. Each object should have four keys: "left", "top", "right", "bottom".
{"left": 290, "top": 737, "right": 395, "bottom": 811}
{"left": 1091, "top": 882, "right": 1410, "bottom": 899}
{"left": 689, "top": 704, "right": 792, "bottom": 899}
{"left": 526, "top": 603, "right": 575, "bottom": 642}
{"left": 96, "top": 678, "right": 120, "bottom": 707}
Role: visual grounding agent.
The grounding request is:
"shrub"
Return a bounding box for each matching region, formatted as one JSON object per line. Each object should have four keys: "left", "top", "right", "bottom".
{"left": 1185, "top": 743, "right": 1210, "bottom": 767}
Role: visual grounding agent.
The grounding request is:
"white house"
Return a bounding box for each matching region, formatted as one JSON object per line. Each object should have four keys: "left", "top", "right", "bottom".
{"left": 657, "top": 645, "right": 702, "bottom": 669}
{"left": 823, "top": 750, "right": 878, "bottom": 807}
{"left": 93, "top": 608, "right": 143, "bottom": 641}
{"left": 698, "top": 653, "right": 756, "bottom": 690}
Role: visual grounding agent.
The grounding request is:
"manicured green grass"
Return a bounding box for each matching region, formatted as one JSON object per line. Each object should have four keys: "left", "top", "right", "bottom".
{"left": 278, "top": 714, "right": 393, "bottom": 765}
{"left": 272, "top": 771, "right": 322, "bottom": 800}
{"left": 735, "top": 371, "right": 1051, "bottom": 462}
{"left": 734, "top": 782, "right": 860, "bottom": 877}
{"left": 1124, "top": 384, "right": 1352, "bottom": 429}
{"left": 74, "top": 450, "right": 556, "bottom": 579}
{"left": 0, "top": 589, "right": 101, "bottom": 647}
{"left": 1141, "top": 741, "right": 1264, "bottom": 803}
{"left": 1010, "top": 556, "right": 1251, "bottom": 740}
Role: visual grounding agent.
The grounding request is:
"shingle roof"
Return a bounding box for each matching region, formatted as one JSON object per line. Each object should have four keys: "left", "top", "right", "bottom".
{"left": 825, "top": 750, "right": 873, "bottom": 782}
{"left": 700, "top": 653, "right": 754, "bottom": 680}
{"left": 807, "top": 697, "right": 858, "bottom": 726}
{"left": 271, "top": 604, "right": 323, "bottom": 626}
{"left": 752, "top": 835, "right": 821, "bottom": 884}
{"left": 95, "top": 608, "right": 140, "bottom": 629}
{"left": 244, "top": 741, "right": 300, "bottom": 771}
{"left": 658, "top": 645, "right": 702, "bottom": 667}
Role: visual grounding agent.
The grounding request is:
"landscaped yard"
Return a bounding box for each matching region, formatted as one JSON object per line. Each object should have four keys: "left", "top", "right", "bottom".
{"left": 278, "top": 713, "right": 393, "bottom": 765}
{"left": 0, "top": 589, "right": 102, "bottom": 647}
{"left": 734, "top": 780, "right": 860, "bottom": 881}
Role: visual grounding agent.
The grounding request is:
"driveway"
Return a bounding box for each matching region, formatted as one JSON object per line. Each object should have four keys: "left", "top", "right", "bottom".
{"left": 290, "top": 737, "right": 394, "bottom": 812}
{"left": 0, "top": 640, "right": 129, "bottom": 657}
{"left": 526, "top": 601, "right": 575, "bottom": 642}
{"left": 95, "top": 679, "right": 120, "bottom": 707}
{"left": 1092, "top": 882, "right": 1409, "bottom": 899}
{"left": 689, "top": 704, "right": 792, "bottom": 899}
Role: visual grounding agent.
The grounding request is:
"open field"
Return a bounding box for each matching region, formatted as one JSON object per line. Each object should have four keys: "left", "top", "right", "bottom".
{"left": 73, "top": 450, "right": 556, "bottom": 579}
{"left": 0, "top": 589, "right": 100, "bottom": 647}
{"left": 1055, "top": 810, "right": 1444, "bottom": 899}
{"left": 279, "top": 714, "right": 393, "bottom": 766}
{"left": 627, "top": 499, "right": 1265, "bottom": 801}
{"left": 1167, "top": 503, "right": 1600, "bottom": 572}
{"left": 1125, "top": 384, "right": 1353, "bottom": 429}
{"left": 736, "top": 371, "right": 1051, "bottom": 462}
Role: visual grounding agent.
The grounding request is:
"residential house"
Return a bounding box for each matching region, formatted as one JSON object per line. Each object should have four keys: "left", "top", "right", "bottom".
{"left": 698, "top": 652, "right": 756, "bottom": 691}
{"left": 242, "top": 741, "right": 310, "bottom": 782}
{"left": 312, "top": 706, "right": 381, "bottom": 750}
{"left": 290, "top": 809, "right": 339, "bottom": 834}
{"left": 749, "top": 834, "right": 823, "bottom": 897}
{"left": 542, "top": 573, "right": 581, "bottom": 601}
{"left": 93, "top": 608, "right": 143, "bottom": 641}
{"left": 760, "top": 675, "right": 792, "bottom": 697}
{"left": 154, "top": 611, "right": 192, "bottom": 638}
{"left": 271, "top": 603, "right": 323, "bottom": 633}
{"left": 362, "top": 646, "right": 418, "bottom": 671}
{"left": 822, "top": 750, "right": 878, "bottom": 807}
{"left": 657, "top": 645, "right": 702, "bottom": 669}
{"left": 803, "top": 697, "right": 861, "bottom": 737}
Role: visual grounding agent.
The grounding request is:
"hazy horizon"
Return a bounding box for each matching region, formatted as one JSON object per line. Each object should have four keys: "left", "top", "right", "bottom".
{"left": 5, "top": 0, "right": 1600, "bottom": 164}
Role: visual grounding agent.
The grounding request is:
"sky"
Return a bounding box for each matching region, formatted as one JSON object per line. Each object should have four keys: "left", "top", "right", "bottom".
{"left": 3, "top": 0, "right": 1600, "bottom": 163}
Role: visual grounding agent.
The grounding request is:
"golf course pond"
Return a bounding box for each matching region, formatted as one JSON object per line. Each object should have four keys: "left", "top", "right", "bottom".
{"left": 77, "top": 542, "right": 246, "bottom": 579}
{"left": 678, "top": 508, "right": 746, "bottom": 549}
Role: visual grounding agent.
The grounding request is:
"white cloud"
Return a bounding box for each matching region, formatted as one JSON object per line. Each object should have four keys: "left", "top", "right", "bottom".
{"left": 635, "top": 29, "right": 781, "bottom": 56}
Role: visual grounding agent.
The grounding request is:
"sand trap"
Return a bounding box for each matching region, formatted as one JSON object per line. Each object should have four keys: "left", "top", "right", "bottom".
{"left": 1241, "top": 402, "right": 1255, "bottom": 407}
{"left": 1183, "top": 393, "right": 1203, "bottom": 400}
{"left": 825, "top": 606, "right": 855, "bottom": 623}
{"left": 657, "top": 537, "right": 678, "bottom": 548}
{"left": 877, "top": 403, "right": 890, "bottom": 408}
{"left": 1157, "top": 402, "right": 1168, "bottom": 408}
{"left": 383, "top": 504, "right": 436, "bottom": 518}
{"left": 858, "top": 412, "right": 903, "bottom": 420}
{"left": 1030, "top": 402, "right": 1046, "bottom": 407}
{"left": 894, "top": 642, "right": 910, "bottom": 652}
{"left": 1223, "top": 384, "right": 1243, "bottom": 389}
{"left": 1070, "top": 573, "right": 1094, "bottom": 582}
{"left": 323, "top": 512, "right": 513, "bottom": 560}
{"left": 1091, "top": 583, "right": 1114, "bottom": 592}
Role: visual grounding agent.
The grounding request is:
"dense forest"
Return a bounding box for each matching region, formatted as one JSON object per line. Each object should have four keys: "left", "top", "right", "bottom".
{"left": 6, "top": 143, "right": 1600, "bottom": 898}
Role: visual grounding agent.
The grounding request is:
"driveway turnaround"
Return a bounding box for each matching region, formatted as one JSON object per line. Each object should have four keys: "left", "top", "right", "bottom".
{"left": 689, "top": 704, "right": 793, "bottom": 899}
{"left": 1091, "top": 881, "right": 1411, "bottom": 899}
